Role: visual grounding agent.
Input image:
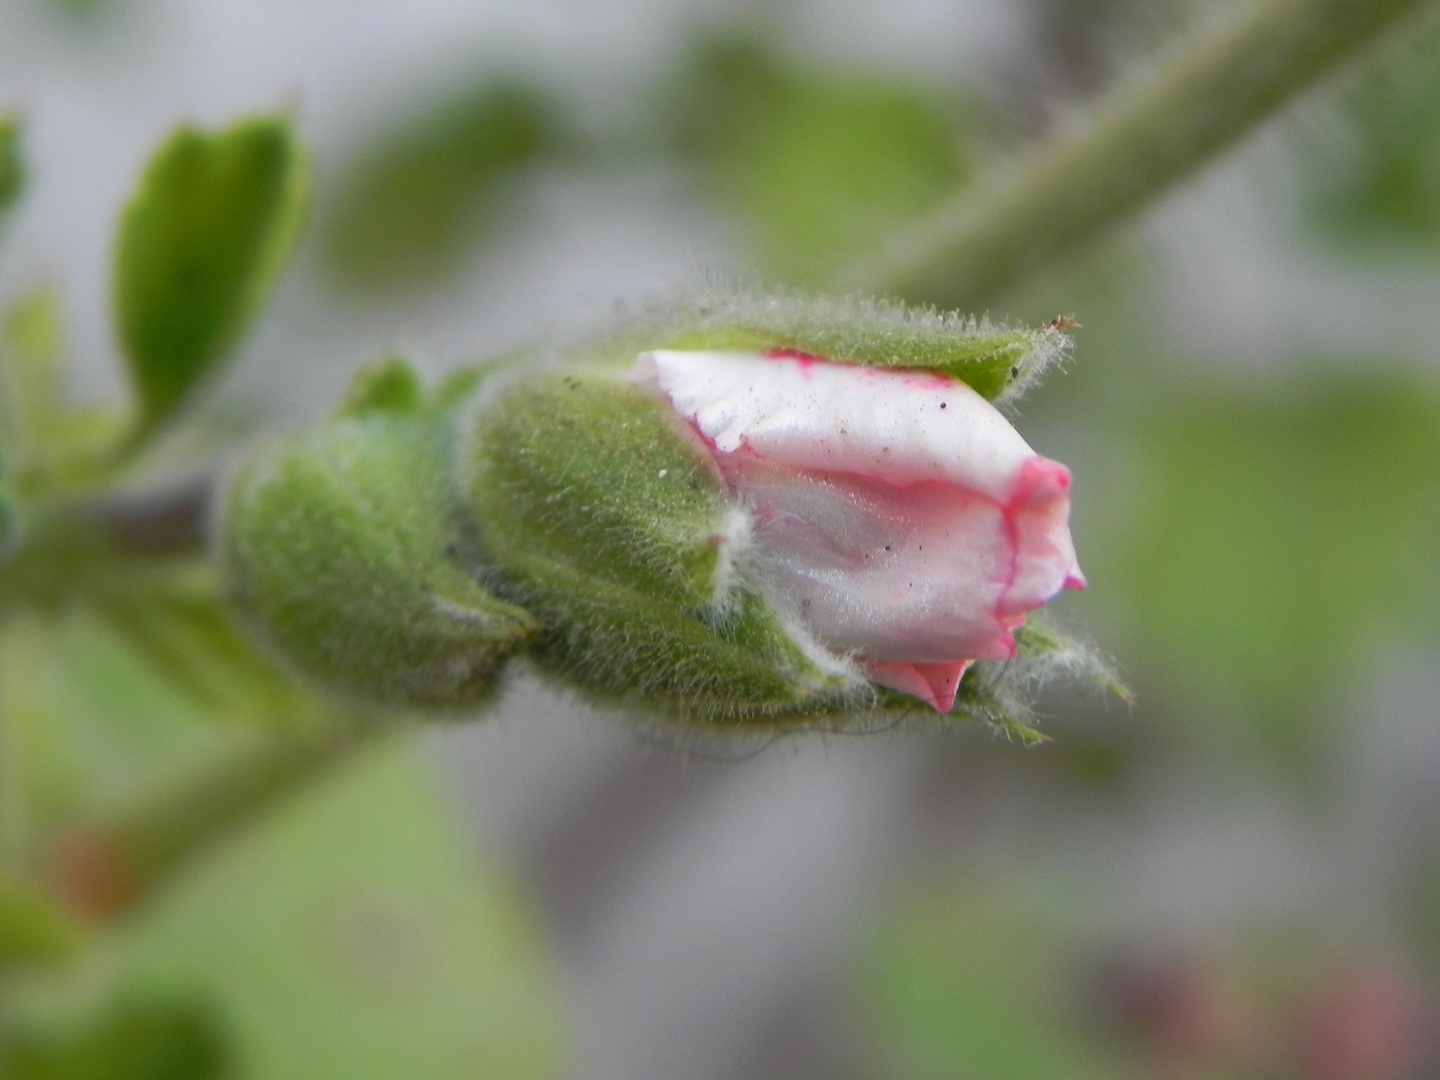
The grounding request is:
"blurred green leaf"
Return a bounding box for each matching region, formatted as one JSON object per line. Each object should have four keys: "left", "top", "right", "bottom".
{"left": 4, "top": 996, "right": 230, "bottom": 1080}
{"left": 0, "top": 609, "right": 224, "bottom": 834}
{"left": 115, "top": 117, "right": 309, "bottom": 441}
{"left": 1299, "top": 17, "right": 1440, "bottom": 251}
{"left": 670, "top": 36, "right": 971, "bottom": 284}
{"left": 0, "top": 115, "right": 21, "bottom": 217}
{"left": 1104, "top": 373, "right": 1440, "bottom": 755}
{"left": 1, "top": 288, "right": 65, "bottom": 484}
{"left": 103, "top": 739, "right": 566, "bottom": 1080}
{"left": 0, "top": 876, "right": 82, "bottom": 970}
{"left": 0, "top": 287, "right": 131, "bottom": 495}
{"left": 320, "top": 81, "right": 558, "bottom": 294}
{"left": 860, "top": 883, "right": 1131, "bottom": 1080}
{"left": 88, "top": 578, "right": 330, "bottom": 731}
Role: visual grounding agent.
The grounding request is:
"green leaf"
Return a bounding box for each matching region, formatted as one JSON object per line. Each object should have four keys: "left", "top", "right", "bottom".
{"left": 319, "top": 81, "right": 558, "bottom": 294}
{"left": 114, "top": 117, "right": 309, "bottom": 440}
{"left": 107, "top": 740, "right": 566, "bottom": 1080}
{"left": 1102, "top": 372, "right": 1440, "bottom": 757}
{"left": 670, "top": 36, "right": 971, "bottom": 284}
{"left": 0, "top": 115, "right": 22, "bottom": 218}
{"left": 3, "top": 996, "right": 230, "bottom": 1080}
{"left": 0, "top": 876, "right": 82, "bottom": 970}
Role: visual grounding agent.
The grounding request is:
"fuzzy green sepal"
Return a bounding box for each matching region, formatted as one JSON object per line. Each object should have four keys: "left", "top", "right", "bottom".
{"left": 573, "top": 292, "right": 1070, "bottom": 402}
{"left": 464, "top": 371, "right": 860, "bottom": 723}
{"left": 222, "top": 357, "right": 537, "bottom": 710}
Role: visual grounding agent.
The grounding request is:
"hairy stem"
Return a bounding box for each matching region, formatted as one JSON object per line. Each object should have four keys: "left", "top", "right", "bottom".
{"left": 838, "top": 0, "right": 1438, "bottom": 306}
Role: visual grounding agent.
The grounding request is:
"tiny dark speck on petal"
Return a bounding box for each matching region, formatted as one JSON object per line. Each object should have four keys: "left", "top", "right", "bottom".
{"left": 884, "top": 545, "right": 892, "bottom": 551}
{"left": 940, "top": 402, "right": 947, "bottom": 409}
{"left": 802, "top": 598, "right": 811, "bottom": 607}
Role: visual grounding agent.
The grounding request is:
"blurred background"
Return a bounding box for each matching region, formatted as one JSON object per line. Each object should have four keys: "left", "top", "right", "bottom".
{"left": 3, "top": 0, "right": 1440, "bottom": 1076}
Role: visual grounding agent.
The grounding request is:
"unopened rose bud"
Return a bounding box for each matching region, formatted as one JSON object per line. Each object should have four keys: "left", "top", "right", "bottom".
{"left": 222, "top": 357, "right": 538, "bottom": 710}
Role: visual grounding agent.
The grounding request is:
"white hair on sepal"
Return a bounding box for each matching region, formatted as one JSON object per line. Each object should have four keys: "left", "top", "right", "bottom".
{"left": 704, "top": 501, "right": 755, "bottom": 614}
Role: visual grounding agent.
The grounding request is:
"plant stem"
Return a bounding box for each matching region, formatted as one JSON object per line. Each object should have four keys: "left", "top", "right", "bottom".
{"left": 49, "top": 714, "right": 388, "bottom": 922}
{"left": 838, "top": 0, "right": 1438, "bottom": 307}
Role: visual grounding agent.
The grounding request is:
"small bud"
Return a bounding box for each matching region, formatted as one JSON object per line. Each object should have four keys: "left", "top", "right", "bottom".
{"left": 632, "top": 348, "right": 1084, "bottom": 713}
{"left": 462, "top": 372, "right": 861, "bottom": 724}
{"left": 222, "top": 357, "right": 537, "bottom": 710}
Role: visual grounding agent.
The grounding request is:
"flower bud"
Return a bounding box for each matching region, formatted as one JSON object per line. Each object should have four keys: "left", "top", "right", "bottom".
{"left": 222, "top": 357, "right": 538, "bottom": 709}
{"left": 631, "top": 348, "right": 1084, "bottom": 712}
{"left": 462, "top": 372, "right": 862, "bottom": 724}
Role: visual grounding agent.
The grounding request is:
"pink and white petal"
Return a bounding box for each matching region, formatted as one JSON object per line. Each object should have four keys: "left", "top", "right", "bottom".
{"left": 633, "top": 350, "right": 1036, "bottom": 501}
{"left": 725, "top": 456, "right": 1021, "bottom": 662}
{"left": 865, "top": 659, "right": 973, "bottom": 713}
{"left": 996, "top": 457, "right": 1086, "bottom": 619}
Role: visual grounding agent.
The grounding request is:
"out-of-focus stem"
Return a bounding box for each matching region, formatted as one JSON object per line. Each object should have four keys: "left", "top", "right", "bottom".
{"left": 839, "top": 0, "right": 1438, "bottom": 307}
{"left": 49, "top": 714, "right": 387, "bottom": 922}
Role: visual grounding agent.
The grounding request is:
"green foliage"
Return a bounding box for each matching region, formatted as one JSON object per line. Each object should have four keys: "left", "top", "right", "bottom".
{"left": 223, "top": 357, "right": 537, "bottom": 710}
{"left": 320, "top": 81, "right": 558, "bottom": 293}
{"left": 464, "top": 372, "right": 859, "bottom": 724}
{"left": 1105, "top": 373, "right": 1440, "bottom": 752}
{"left": 108, "top": 741, "right": 565, "bottom": 1080}
{"left": 3, "top": 997, "right": 231, "bottom": 1080}
{"left": 0, "top": 877, "right": 82, "bottom": 970}
{"left": 114, "top": 117, "right": 309, "bottom": 441}
{"left": 0, "top": 116, "right": 21, "bottom": 218}
{"left": 669, "top": 36, "right": 970, "bottom": 284}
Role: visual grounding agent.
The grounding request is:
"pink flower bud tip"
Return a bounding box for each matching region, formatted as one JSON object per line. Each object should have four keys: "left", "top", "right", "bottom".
{"left": 632, "top": 348, "right": 1084, "bottom": 713}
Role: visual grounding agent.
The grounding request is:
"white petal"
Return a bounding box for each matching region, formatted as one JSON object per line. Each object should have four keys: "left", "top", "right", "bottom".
{"left": 633, "top": 349, "right": 1036, "bottom": 501}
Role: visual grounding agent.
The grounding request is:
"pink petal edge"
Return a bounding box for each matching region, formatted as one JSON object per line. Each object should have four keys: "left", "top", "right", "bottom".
{"left": 865, "top": 659, "right": 974, "bottom": 713}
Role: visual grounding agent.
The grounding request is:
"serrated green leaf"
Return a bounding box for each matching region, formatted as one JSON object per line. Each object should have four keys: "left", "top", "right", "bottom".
{"left": 3, "top": 996, "right": 230, "bottom": 1080}
{"left": 0, "top": 876, "right": 83, "bottom": 970}
{"left": 0, "top": 115, "right": 22, "bottom": 218}
{"left": 320, "top": 81, "right": 558, "bottom": 294}
{"left": 107, "top": 740, "right": 566, "bottom": 1080}
{"left": 670, "top": 36, "right": 970, "bottom": 284}
{"left": 115, "top": 117, "right": 309, "bottom": 440}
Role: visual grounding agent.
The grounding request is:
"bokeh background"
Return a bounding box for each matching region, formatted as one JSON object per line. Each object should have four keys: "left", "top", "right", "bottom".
{"left": 3, "top": 0, "right": 1440, "bottom": 1077}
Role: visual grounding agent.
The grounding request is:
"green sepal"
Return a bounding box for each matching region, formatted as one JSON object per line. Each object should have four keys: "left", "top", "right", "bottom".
{"left": 115, "top": 116, "right": 310, "bottom": 442}
{"left": 222, "top": 357, "right": 537, "bottom": 710}
{"left": 0, "top": 114, "right": 22, "bottom": 219}
{"left": 464, "top": 372, "right": 859, "bottom": 724}
{"left": 466, "top": 374, "right": 729, "bottom": 604}
{"left": 581, "top": 293, "right": 1070, "bottom": 402}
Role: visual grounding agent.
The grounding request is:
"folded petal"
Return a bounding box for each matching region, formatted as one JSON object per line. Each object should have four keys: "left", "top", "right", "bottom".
{"left": 634, "top": 349, "right": 1036, "bottom": 500}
